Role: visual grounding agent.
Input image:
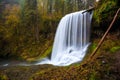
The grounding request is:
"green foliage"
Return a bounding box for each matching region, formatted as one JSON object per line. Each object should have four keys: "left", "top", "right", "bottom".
{"left": 110, "top": 46, "right": 120, "bottom": 53}
{"left": 93, "top": 0, "right": 117, "bottom": 26}
{"left": 0, "top": 74, "right": 8, "bottom": 80}
{"left": 0, "top": 5, "right": 21, "bottom": 57}
{"left": 40, "top": 46, "right": 52, "bottom": 59}
{"left": 89, "top": 43, "right": 97, "bottom": 52}
{"left": 102, "top": 40, "right": 116, "bottom": 51}
{"left": 89, "top": 71, "right": 97, "bottom": 80}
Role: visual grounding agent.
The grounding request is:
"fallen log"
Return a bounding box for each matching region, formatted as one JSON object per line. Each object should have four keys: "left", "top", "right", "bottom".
{"left": 88, "top": 8, "right": 120, "bottom": 60}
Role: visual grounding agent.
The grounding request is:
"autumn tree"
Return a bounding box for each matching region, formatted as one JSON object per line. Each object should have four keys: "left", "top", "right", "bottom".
{"left": 20, "top": 0, "right": 40, "bottom": 42}
{"left": 54, "top": 0, "right": 65, "bottom": 15}
{"left": 0, "top": 4, "right": 21, "bottom": 57}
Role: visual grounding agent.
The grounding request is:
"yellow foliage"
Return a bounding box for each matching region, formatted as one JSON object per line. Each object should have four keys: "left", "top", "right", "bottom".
{"left": 4, "top": 4, "right": 20, "bottom": 27}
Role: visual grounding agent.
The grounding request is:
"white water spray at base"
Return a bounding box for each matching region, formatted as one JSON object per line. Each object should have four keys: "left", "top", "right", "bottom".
{"left": 37, "top": 10, "right": 93, "bottom": 66}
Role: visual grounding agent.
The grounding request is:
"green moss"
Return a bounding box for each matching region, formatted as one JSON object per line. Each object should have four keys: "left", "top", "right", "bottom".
{"left": 110, "top": 46, "right": 120, "bottom": 53}
{"left": 40, "top": 46, "right": 52, "bottom": 59}
{"left": 89, "top": 72, "right": 96, "bottom": 80}
{"left": 0, "top": 74, "right": 8, "bottom": 80}
{"left": 19, "top": 38, "right": 53, "bottom": 62}
{"left": 102, "top": 40, "right": 115, "bottom": 51}
{"left": 87, "top": 43, "right": 97, "bottom": 53}
{"left": 91, "top": 43, "right": 97, "bottom": 51}
{"left": 23, "top": 45, "right": 53, "bottom": 62}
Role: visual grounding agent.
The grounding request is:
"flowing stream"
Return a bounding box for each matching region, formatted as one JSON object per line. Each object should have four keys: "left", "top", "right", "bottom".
{"left": 37, "top": 10, "right": 93, "bottom": 66}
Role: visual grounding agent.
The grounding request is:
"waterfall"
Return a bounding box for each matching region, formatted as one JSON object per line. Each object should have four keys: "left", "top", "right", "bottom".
{"left": 37, "top": 10, "right": 93, "bottom": 66}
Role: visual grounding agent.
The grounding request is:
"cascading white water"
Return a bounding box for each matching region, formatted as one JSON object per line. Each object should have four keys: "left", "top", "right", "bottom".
{"left": 37, "top": 10, "right": 93, "bottom": 66}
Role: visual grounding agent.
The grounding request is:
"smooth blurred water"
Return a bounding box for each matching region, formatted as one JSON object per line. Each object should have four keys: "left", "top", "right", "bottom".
{"left": 37, "top": 10, "right": 93, "bottom": 66}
